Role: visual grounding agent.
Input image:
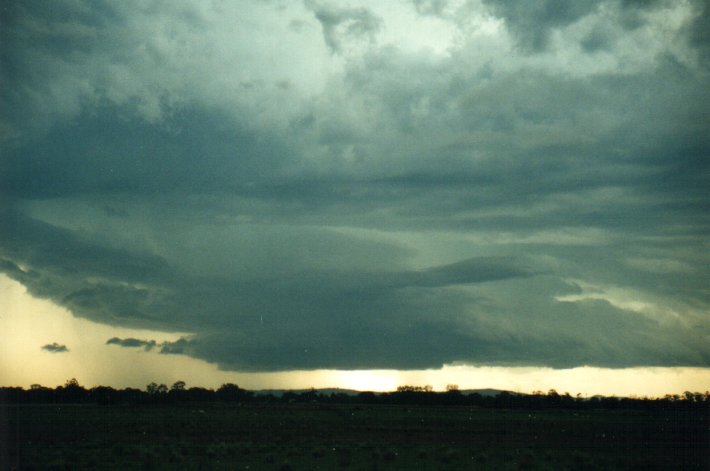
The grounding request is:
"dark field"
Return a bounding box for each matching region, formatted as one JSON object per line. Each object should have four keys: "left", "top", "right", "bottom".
{"left": 4, "top": 402, "right": 708, "bottom": 470}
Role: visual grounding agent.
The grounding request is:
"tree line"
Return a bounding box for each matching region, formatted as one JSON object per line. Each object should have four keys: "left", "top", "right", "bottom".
{"left": 1, "top": 379, "right": 708, "bottom": 411}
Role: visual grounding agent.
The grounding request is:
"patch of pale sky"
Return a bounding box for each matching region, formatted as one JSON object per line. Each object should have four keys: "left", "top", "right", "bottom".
{"left": 367, "top": 1, "right": 457, "bottom": 56}
{"left": 624, "top": 257, "right": 695, "bottom": 275}
{"left": 0, "top": 274, "right": 192, "bottom": 388}
{"left": 555, "top": 279, "right": 685, "bottom": 325}
{"left": 469, "top": 228, "right": 610, "bottom": 247}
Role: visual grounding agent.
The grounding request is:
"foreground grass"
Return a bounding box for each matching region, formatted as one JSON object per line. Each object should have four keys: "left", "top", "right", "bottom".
{"left": 5, "top": 402, "right": 708, "bottom": 470}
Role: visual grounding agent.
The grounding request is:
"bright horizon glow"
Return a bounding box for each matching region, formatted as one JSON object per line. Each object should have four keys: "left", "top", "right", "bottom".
{"left": 2, "top": 274, "right": 708, "bottom": 397}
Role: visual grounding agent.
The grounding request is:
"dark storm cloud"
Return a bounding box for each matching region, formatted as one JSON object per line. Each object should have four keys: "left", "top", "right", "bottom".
{"left": 146, "top": 277, "right": 710, "bottom": 371}
{"left": 0, "top": 208, "right": 536, "bottom": 354}
{"left": 1, "top": 0, "right": 708, "bottom": 372}
{"left": 0, "top": 209, "right": 177, "bottom": 328}
{"left": 0, "top": 106, "right": 289, "bottom": 198}
{"left": 0, "top": 0, "right": 121, "bottom": 140}
{"left": 480, "top": 0, "right": 600, "bottom": 51}
{"left": 41, "top": 343, "right": 69, "bottom": 353}
{"left": 0, "top": 209, "right": 167, "bottom": 282}
{"left": 479, "top": 0, "right": 677, "bottom": 52}
{"left": 0, "top": 210, "right": 170, "bottom": 283}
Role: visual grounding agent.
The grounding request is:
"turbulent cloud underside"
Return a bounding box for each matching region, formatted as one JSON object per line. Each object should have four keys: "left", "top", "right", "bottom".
{"left": 1, "top": 0, "right": 709, "bottom": 372}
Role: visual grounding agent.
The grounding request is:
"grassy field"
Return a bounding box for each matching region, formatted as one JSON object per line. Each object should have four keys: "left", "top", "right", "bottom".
{"left": 4, "top": 402, "right": 708, "bottom": 470}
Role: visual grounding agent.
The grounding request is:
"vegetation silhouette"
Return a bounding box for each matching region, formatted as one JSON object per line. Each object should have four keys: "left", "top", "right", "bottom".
{"left": 2, "top": 379, "right": 709, "bottom": 412}
{"left": 4, "top": 380, "right": 708, "bottom": 470}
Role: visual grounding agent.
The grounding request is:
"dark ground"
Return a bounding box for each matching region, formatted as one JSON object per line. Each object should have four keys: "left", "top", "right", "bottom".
{"left": 3, "top": 402, "right": 708, "bottom": 470}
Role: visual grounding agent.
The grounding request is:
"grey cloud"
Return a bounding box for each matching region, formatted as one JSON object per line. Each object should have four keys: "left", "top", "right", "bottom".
{"left": 0, "top": 106, "right": 289, "bottom": 199}
{"left": 580, "top": 23, "right": 617, "bottom": 52}
{"left": 159, "top": 338, "right": 191, "bottom": 355}
{"left": 620, "top": 0, "right": 662, "bottom": 6}
{"left": 102, "top": 206, "right": 129, "bottom": 219}
{"left": 688, "top": 0, "right": 710, "bottom": 68}
{"left": 0, "top": 209, "right": 176, "bottom": 328}
{"left": 617, "top": 0, "right": 668, "bottom": 30}
{"left": 306, "top": 1, "right": 382, "bottom": 53}
{"left": 106, "top": 336, "right": 197, "bottom": 355}
{"left": 481, "top": 0, "right": 675, "bottom": 52}
{"left": 481, "top": 0, "right": 600, "bottom": 51}
{"left": 411, "top": 0, "right": 449, "bottom": 16}
{"left": 106, "top": 337, "right": 158, "bottom": 351}
{"left": 0, "top": 0, "right": 118, "bottom": 140}
{"left": 315, "top": 50, "right": 708, "bottom": 233}
{"left": 41, "top": 342, "right": 69, "bottom": 353}
{"left": 0, "top": 0, "right": 314, "bottom": 146}
{"left": 0, "top": 209, "right": 171, "bottom": 286}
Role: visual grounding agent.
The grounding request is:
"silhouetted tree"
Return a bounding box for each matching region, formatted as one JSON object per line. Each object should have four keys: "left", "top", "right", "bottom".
{"left": 186, "top": 386, "right": 214, "bottom": 402}
{"left": 57, "top": 378, "right": 87, "bottom": 402}
{"left": 1, "top": 380, "right": 708, "bottom": 411}
{"left": 446, "top": 384, "right": 460, "bottom": 393}
{"left": 26, "top": 384, "right": 53, "bottom": 403}
{"left": 65, "top": 378, "right": 80, "bottom": 388}
{"left": 145, "top": 382, "right": 168, "bottom": 404}
{"left": 396, "top": 385, "right": 433, "bottom": 393}
{"left": 90, "top": 386, "right": 117, "bottom": 405}
{"left": 216, "top": 383, "right": 249, "bottom": 402}
{"left": 146, "top": 382, "right": 168, "bottom": 394}
{"left": 299, "top": 388, "right": 319, "bottom": 402}
{"left": 357, "top": 391, "right": 376, "bottom": 403}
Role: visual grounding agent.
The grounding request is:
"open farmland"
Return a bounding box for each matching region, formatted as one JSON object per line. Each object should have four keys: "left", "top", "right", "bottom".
{"left": 5, "top": 402, "right": 708, "bottom": 470}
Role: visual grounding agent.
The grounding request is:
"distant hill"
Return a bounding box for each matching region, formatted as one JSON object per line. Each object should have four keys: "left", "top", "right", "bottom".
{"left": 459, "top": 389, "right": 528, "bottom": 397}
{"left": 252, "top": 388, "right": 361, "bottom": 397}
{"left": 251, "top": 388, "right": 525, "bottom": 397}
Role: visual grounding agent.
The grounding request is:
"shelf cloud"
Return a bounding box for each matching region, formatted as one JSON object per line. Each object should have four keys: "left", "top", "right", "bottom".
{"left": 1, "top": 0, "right": 708, "bottom": 373}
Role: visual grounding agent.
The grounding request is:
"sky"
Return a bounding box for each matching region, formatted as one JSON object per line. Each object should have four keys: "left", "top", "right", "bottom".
{"left": 1, "top": 0, "right": 709, "bottom": 396}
